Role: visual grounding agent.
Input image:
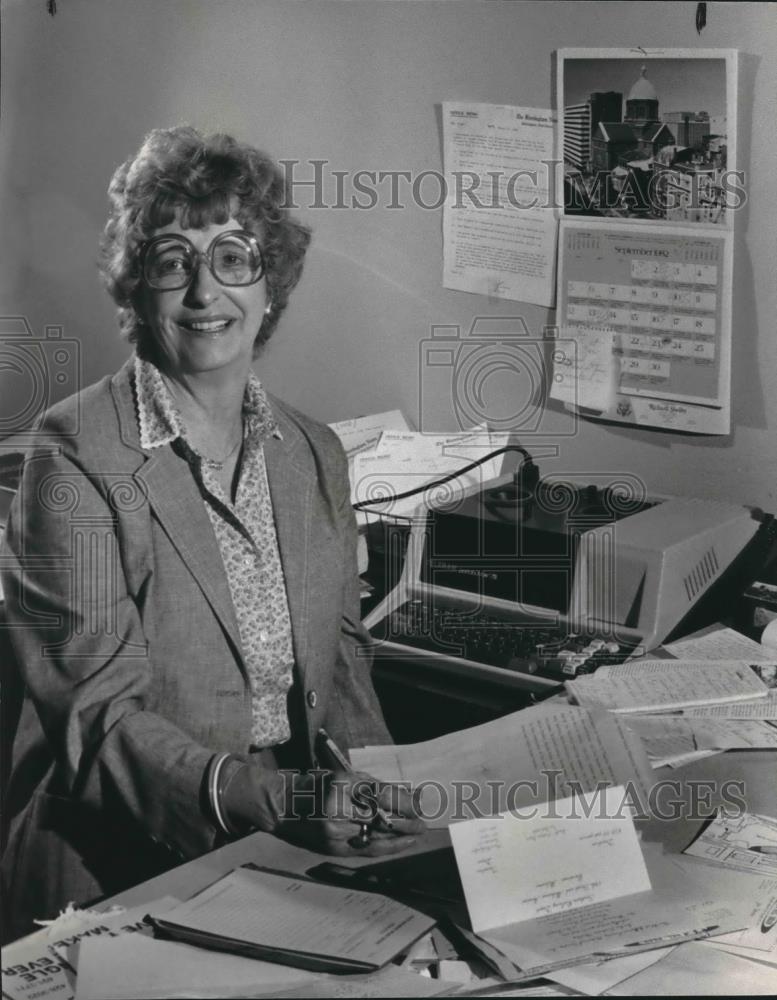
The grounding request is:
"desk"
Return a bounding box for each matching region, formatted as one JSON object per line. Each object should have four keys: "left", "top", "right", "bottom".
{"left": 90, "top": 750, "right": 776, "bottom": 996}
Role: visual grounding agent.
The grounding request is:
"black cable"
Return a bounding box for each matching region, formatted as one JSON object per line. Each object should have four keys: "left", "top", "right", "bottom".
{"left": 352, "top": 444, "right": 535, "bottom": 510}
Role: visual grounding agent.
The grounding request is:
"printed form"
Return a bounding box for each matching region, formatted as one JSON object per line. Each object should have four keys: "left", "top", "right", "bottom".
{"left": 151, "top": 867, "right": 434, "bottom": 971}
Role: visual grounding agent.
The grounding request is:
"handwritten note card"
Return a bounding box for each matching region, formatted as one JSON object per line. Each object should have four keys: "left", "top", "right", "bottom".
{"left": 449, "top": 786, "right": 650, "bottom": 934}
{"left": 550, "top": 327, "right": 617, "bottom": 411}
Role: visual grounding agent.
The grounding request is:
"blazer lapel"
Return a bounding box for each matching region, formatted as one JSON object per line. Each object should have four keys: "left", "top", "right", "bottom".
{"left": 134, "top": 448, "right": 244, "bottom": 665}
{"left": 263, "top": 430, "right": 313, "bottom": 678}
{"left": 110, "top": 360, "right": 244, "bottom": 665}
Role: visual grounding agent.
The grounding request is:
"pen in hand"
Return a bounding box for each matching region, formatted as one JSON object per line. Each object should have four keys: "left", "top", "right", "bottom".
{"left": 317, "top": 727, "right": 395, "bottom": 835}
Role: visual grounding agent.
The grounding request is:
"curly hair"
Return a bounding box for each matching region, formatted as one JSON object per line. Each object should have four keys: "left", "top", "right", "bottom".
{"left": 99, "top": 126, "right": 312, "bottom": 357}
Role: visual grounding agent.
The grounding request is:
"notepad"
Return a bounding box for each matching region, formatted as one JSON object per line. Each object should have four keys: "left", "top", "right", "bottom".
{"left": 565, "top": 659, "right": 770, "bottom": 714}
{"left": 150, "top": 866, "right": 436, "bottom": 974}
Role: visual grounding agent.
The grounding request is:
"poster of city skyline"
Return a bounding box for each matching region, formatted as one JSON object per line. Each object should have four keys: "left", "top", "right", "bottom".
{"left": 558, "top": 49, "right": 737, "bottom": 226}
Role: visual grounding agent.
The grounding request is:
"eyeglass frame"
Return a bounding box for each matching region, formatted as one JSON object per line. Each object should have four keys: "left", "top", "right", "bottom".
{"left": 138, "top": 229, "right": 266, "bottom": 291}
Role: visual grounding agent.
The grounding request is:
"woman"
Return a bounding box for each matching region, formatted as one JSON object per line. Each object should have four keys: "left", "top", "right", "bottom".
{"left": 1, "top": 126, "right": 421, "bottom": 942}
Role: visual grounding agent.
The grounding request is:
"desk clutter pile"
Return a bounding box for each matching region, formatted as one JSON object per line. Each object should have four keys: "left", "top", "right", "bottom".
{"left": 3, "top": 626, "right": 777, "bottom": 998}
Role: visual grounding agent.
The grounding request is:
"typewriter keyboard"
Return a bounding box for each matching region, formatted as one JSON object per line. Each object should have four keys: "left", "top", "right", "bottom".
{"left": 370, "top": 600, "right": 638, "bottom": 681}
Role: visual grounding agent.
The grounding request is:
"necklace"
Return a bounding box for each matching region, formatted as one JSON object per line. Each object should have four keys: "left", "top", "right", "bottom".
{"left": 201, "top": 433, "right": 243, "bottom": 469}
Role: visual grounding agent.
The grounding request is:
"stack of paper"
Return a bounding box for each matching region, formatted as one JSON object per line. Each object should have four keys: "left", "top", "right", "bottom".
{"left": 565, "top": 657, "right": 776, "bottom": 768}
{"left": 663, "top": 623, "right": 772, "bottom": 661}
{"left": 6, "top": 881, "right": 449, "bottom": 1000}
{"left": 149, "top": 866, "right": 436, "bottom": 974}
{"left": 260, "top": 965, "right": 456, "bottom": 999}
{"left": 566, "top": 659, "right": 770, "bottom": 714}
{"left": 544, "top": 846, "right": 777, "bottom": 997}
{"left": 446, "top": 787, "right": 758, "bottom": 986}
{"left": 328, "top": 410, "right": 412, "bottom": 467}
{"left": 329, "top": 411, "right": 511, "bottom": 522}
{"left": 0, "top": 897, "right": 179, "bottom": 1000}
{"left": 350, "top": 702, "right": 655, "bottom": 827}
{"left": 328, "top": 410, "right": 413, "bottom": 571}
{"left": 72, "top": 934, "right": 317, "bottom": 1000}
{"left": 605, "top": 940, "right": 777, "bottom": 996}
{"left": 647, "top": 816, "right": 777, "bottom": 993}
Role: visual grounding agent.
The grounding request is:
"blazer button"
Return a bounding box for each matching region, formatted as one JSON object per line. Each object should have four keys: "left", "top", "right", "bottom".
{"left": 307, "top": 689, "right": 318, "bottom": 709}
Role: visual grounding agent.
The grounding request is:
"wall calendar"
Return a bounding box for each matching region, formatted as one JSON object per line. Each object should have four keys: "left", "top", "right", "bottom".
{"left": 554, "top": 220, "right": 732, "bottom": 433}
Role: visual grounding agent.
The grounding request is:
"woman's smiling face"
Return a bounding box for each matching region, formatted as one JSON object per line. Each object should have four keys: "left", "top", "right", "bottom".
{"left": 138, "top": 217, "right": 267, "bottom": 378}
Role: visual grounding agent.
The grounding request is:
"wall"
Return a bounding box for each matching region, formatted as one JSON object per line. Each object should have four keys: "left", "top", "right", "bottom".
{"left": 1, "top": 0, "right": 775, "bottom": 507}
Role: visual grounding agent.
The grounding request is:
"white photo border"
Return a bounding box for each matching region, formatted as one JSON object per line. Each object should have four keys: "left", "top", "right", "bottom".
{"left": 557, "top": 48, "right": 738, "bottom": 231}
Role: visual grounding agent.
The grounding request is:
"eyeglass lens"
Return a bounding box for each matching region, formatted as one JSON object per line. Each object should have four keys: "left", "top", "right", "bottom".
{"left": 143, "top": 232, "right": 264, "bottom": 289}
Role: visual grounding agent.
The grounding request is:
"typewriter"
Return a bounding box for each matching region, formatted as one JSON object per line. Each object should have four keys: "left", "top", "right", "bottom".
{"left": 363, "top": 476, "right": 762, "bottom": 692}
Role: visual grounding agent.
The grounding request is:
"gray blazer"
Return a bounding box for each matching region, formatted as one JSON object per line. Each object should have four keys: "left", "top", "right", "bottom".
{"left": 1, "top": 358, "right": 390, "bottom": 940}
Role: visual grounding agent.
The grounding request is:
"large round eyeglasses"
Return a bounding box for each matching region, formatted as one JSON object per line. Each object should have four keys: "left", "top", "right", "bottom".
{"left": 140, "top": 230, "right": 265, "bottom": 290}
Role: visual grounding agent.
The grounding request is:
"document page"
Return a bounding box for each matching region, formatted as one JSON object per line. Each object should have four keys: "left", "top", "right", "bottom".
{"left": 351, "top": 424, "right": 506, "bottom": 520}
{"left": 623, "top": 715, "right": 777, "bottom": 767}
{"left": 663, "top": 624, "right": 767, "bottom": 659}
{"left": 681, "top": 690, "right": 777, "bottom": 718}
{"left": 328, "top": 410, "right": 411, "bottom": 463}
{"left": 350, "top": 704, "right": 654, "bottom": 827}
{"left": 73, "top": 933, "right": 317, "bottom": 1000}
{"left": 683, "top": 809, "right": 777, "bottom": 878}
{"left": 608, "top": 939, "right": 777, "bottom": 997}
{"left": 260, "top": 965, "right": 456, "bottom": 999}
{"left": 656, "top": 856, "right": 777, "bottom": 964}
{"left": 449, "top": 786, "right": 650, "bottom": 934}
{"left": 442, "top": 102, "right": 558, "bottom": 307}
{"left": 0, "top": 898, "right": 179, "bottom": 1000}
{"left": 566, "top": 659, "right": 770, "bottom": 713}
{"left": 483, "top": 843, "right": 751, "bottom": 978}
{"left": 703, "top": 876, "right": 777, "bottom": 964}
{"left": 328, "top": 409, "right": 411, "bottom": 528}
{"left": 154, "top": 867, "right": 434, "bottom": 969}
